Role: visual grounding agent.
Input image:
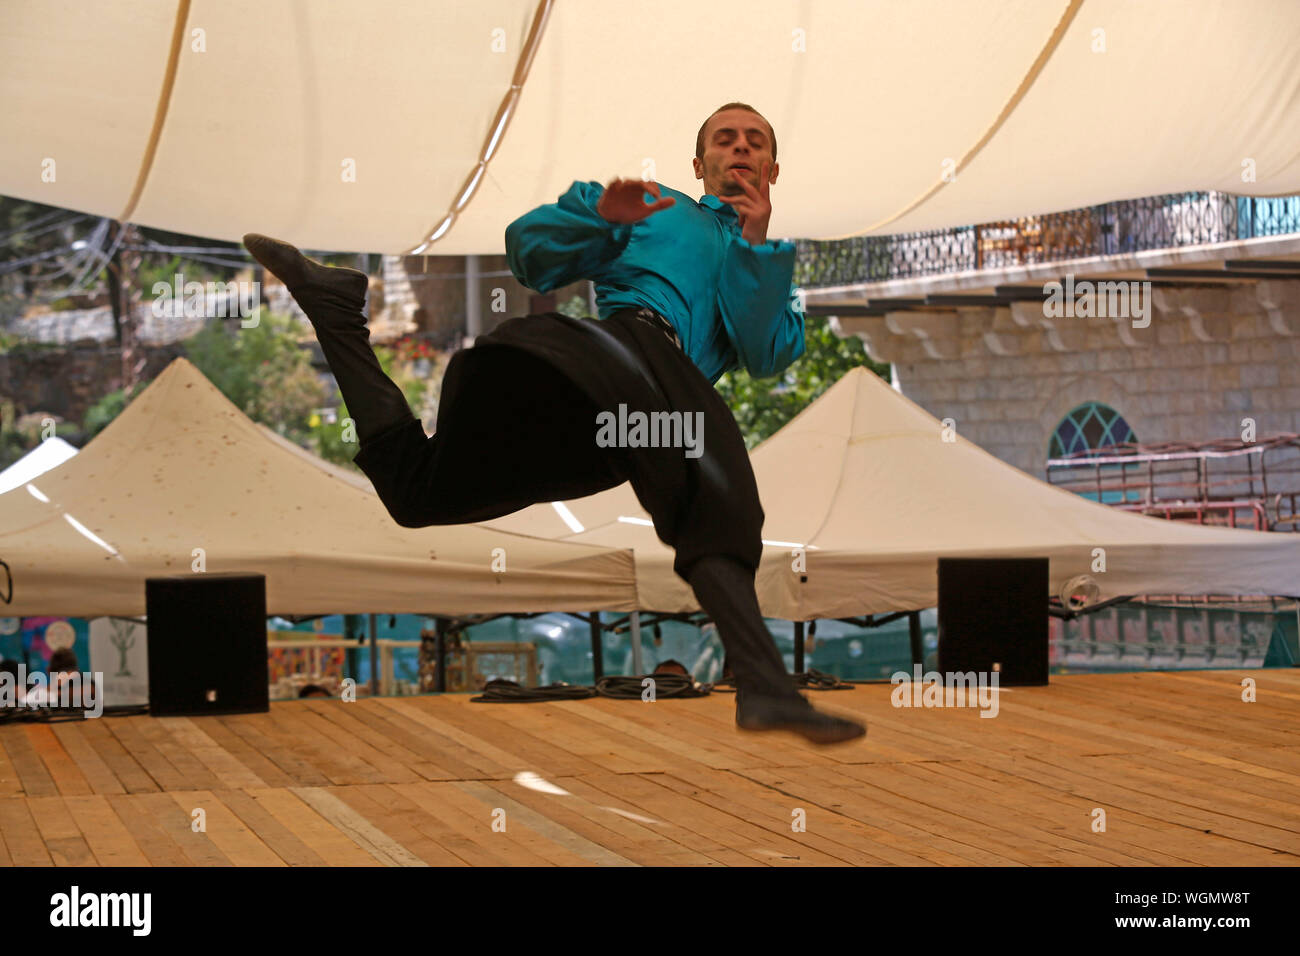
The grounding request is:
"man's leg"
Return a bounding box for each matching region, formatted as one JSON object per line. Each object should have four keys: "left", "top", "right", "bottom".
{"left": 598, "top": 317, "right": 865, "bottom": 744}
{"left": 244, "top": 234, "right": 414, "bottom": 445}
{"left": 685, "top": 555, "right": 794, "bottom": 699}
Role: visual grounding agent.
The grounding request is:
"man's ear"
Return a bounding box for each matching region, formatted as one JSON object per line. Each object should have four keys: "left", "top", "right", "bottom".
{"left": 692, "top": 157, "right": 703, "bottom": 180}
{"left": 768, "top": 161, "right": 779, "bottom": 185}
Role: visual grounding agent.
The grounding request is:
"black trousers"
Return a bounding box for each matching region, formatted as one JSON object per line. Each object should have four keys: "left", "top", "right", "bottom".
{"left": 294, "top": 283, "right": 798, "bottom": 701}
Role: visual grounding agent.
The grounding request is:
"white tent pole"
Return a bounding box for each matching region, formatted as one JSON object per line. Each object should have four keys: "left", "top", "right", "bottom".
{"left": 629, "top": 611, "right": 644, "bottom": 675}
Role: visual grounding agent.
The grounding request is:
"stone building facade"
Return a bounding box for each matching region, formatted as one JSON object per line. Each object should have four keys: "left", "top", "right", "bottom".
{"left": 839, "top": 279, "right": 1300, "bottom": 479}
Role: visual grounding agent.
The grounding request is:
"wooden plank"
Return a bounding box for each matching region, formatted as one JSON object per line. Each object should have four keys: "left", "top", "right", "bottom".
{"left": 659, "top": 766, "right": 899, "bottom": 866}
{"left": 410, "top": 698, "right": 612, "bottom": 778}
{"left": 0, "top": 797, "right": 53, "bottom": 865}
{"left": 154, "top": 719, "right": 269, "bottom": 789}
{"left": 50, "top": 723, "right": 126, "bottom": 795}
{"left": 60, "top": 795, "right": 151, "bottom": 866}
{"left": 208, "top": 789, "right": 328, "bottom": 867}
{"left": 455, "top": 780, "right": 636, "bottom": 866}
{"left": 324, "top": 700, "right": 475, "bottom": 781}
{"left": 258, "top": 707, "right": 386, "bottom": 786}
{"left": 26, "top": 795, "right": 95, "bottom": 866}
{"left": 365, "top": 783, "right": 500, "bottom": 865}
{"left": 291, "top": 705, "right": 424, "bottom": 784}
{"left": 418, "top": 779, "right": 595, "bottom": 866}
{"left": 171, "top": 790, "right": 285, "bottom": 866}
{"left": 894, "top": 761, "right": 1167, "bottom": 866}
{"left": 132, "top": 791, "right": 232, "bottom": 866}
{"left": 24, "top": 724, "right": 93, "bottom": 796}
{"left": 838, "top": 762, "right": 1106, "bottom": 865}
{"left": 977, "top": 754, "right": 1289, "bottom": 866}
{"left": 799, "top": 763, "right": 1064, "bottom": 865}
{"left": 935, "top": 758, "right": 1214, "bottom": 866}
{"left": 216, "top": 714, "right": 332, "bottom": 786}
{"left": 75, "top": 719, "right": 159, "bottom": 794}
{"left": 460, "top": 774, "right": 705, "bottom": 866}
{"left": 386, "top": 781, "right": 554, "bottom": 866}
{"left": 241, "top": 787, "right": 385, "bottom": 866}
{"left": 104, "top": 718, "right": 189, "bottom": 791}
{"left": 0, "top": 732, "right": 25, "bottom": 797}
{"left": 195, "top": 717, "right": 299, "bottom": 788}
{"left": 1088, "top": 754, "right": 1300, "bottom": 833}
{"left": 1, "top": 724, "right": 58, "bottom": 795}
{"left": 572, "top": 771, "right": 782, "bottom": 866}
{"left": 103, "top": 794, "right": 193, "bottom": 867}
{"left": 1027, "top": 751, "right": 1300, "bottom": 857}
{"left": 738, "top": 765, "right": 1024, "bottom": 865}
{"left": 331, "top": 785, "right": 469, "bottom": 866}
{"left": 372, "top": 699, "right": 525, "bottom": 778}
{"left": 291, "top": 787, "right": 427, "bottom": 866}
{"left": 132, "top": 716, "right": 224, "bottom": 790}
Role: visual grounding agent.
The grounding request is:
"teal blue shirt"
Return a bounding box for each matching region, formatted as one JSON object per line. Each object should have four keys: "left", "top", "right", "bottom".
{"left": 504, "top": 180, "right": 805, "bottom": 383}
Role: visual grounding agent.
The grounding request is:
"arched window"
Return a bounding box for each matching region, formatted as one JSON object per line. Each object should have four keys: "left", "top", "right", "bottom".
{"left": 1049, "top": 403, "right": 1138, "bottom": 504}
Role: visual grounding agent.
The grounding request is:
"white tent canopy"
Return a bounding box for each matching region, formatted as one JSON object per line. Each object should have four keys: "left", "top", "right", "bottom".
{"left": 0, "top": 436, "right": 78, "bottom": 495}
{"left": 2, "top": 0, "right": 1297, "bottom": 253}
{"left": 484, "top": 367, "right": 1300, "bottom": 619}
{"left": 0, "top": 358, "right": 637, "bottom": 617}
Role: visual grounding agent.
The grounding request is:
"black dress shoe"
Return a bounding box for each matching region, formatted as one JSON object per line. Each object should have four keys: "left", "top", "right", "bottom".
{"left": 736, "top": 692, "right": 867, "bottom": 745}
{"left": 243, "top": 233, "right": 368, "bottom": 301}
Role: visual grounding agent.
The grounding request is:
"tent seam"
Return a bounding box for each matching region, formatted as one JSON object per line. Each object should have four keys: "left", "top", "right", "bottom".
{"left": 118, "top": 0, "right": 193, "bottom": 223}
{"left": 821, "top": 0, "right": 1084, "bottom": 240}
{"left": 402, "top": 0, "right": 555, "bottom": 256}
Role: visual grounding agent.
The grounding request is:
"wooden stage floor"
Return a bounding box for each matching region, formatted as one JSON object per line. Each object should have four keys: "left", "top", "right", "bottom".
{"left": 2, "top": 669, "right": 1298, "bottom": 866}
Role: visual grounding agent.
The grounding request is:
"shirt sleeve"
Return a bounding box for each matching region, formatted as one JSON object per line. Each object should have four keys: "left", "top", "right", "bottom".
{"left": 716, "top": 235, "right": 806, "bottom": 378}
{"left": 504, "top": 180, "right": 634, "bottom": 292}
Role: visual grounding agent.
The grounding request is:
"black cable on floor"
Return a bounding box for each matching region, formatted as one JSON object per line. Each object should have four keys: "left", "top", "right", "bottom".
{"left": 594, "top": 673, "right": 710, "bottom": 699}
{"left": 470, "top": 679, "right": 595, "bottom": 702}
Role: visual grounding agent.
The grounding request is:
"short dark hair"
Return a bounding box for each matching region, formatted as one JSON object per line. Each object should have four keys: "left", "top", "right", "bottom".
{"left": 696, "top": 102, "right": 777, "bottom": 162}
{"left": 49, "top": 648, "right": 78, "bottom": 673}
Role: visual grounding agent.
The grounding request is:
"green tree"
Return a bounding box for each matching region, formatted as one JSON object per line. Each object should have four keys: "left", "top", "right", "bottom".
{"left": 716, "top": 317, "right": 888, "bottom": 447}
{"left": 183, "top": 307, "right": 326, "bottom": 445}
{"left": 311, "top": 343, "right": 429, "bottom": 469}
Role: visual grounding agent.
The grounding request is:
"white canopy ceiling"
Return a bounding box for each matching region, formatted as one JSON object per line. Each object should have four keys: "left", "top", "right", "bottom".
{"left": 0, "top": 358, "right": 637, "bottom": 617}
{"left": 484, "top": 367, "right": 1300, "bottom": 618}
{"left": 2, "top": 0, "right": 1297, "bottom": 253}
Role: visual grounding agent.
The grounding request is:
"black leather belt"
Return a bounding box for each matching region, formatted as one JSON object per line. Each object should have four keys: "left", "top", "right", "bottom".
{"left": 628, "top": 306, "right": 683, "bottom": 349}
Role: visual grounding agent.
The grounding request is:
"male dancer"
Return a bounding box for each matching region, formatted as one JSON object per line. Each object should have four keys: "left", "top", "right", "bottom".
{"left": 244, "top": 102, "right": 865, "bottom": 744}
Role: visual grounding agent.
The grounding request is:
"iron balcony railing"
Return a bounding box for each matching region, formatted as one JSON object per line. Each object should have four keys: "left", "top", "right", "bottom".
{"left": 1044, "top": 434, "right": 1300, "bottom": 533}
{"left": 794, "top": 192, "right": 1300, "bottom": 288}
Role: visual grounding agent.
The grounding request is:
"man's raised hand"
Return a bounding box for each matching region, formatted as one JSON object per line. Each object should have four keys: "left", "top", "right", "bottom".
{"left": 597, "top": 178, "right": 675, "bottom": 224}
{"left": 717, "top": 161, "right": 773, "bottom": 245}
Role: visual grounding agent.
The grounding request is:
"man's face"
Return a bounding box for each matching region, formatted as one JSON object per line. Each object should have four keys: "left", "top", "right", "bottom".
{"left": 693, "top": 108, "right": 778, "bottom": 198}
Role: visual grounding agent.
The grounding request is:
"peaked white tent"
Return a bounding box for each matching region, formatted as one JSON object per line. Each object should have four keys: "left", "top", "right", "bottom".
{"left": 0, "top": 358, "right": 637, "bottom": 617}
{"left": 0, "top": 436, "right": 78, "bottom": 495}
{"left": 2, "top": 1, "right": 1297, "bottom": 252}
{"left": 484, "top": 367, "right": 1300, "bottom": 618}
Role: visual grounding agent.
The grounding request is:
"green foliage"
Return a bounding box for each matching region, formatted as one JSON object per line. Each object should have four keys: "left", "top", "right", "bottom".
{"left": 309, "top": 343, "right": 428, "bottom": 470}
{"left": 717, "top": 317, "right": 890, "bottom": 448}
{"left": 183, "top": 307, "right": 326, "bottom": 446}
{"left": 83, "top": 383, "right": 146, "bottom": 440}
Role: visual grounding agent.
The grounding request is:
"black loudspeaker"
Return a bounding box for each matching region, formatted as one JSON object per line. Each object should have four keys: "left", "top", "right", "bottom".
{"left": 145, "top": 573, "right": 269, "bottom": 716}
{"left": 937, "top": 557, "right": 1049, "bottom": 686}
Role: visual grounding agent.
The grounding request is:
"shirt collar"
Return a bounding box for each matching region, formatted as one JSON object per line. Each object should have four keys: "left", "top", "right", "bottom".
{"left": 699, "top": 192, "right": 739, "bottom": 221}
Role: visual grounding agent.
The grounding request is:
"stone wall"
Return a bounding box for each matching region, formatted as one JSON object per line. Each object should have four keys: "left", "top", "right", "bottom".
{"left": 840, "top": 279, "right": 1300, "bottom": 478}
{"left": 380, "top": 254, "right": 590, "bottom": 347}
{"left": 0, "top": 342, "right": 187, "bottom": 426}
